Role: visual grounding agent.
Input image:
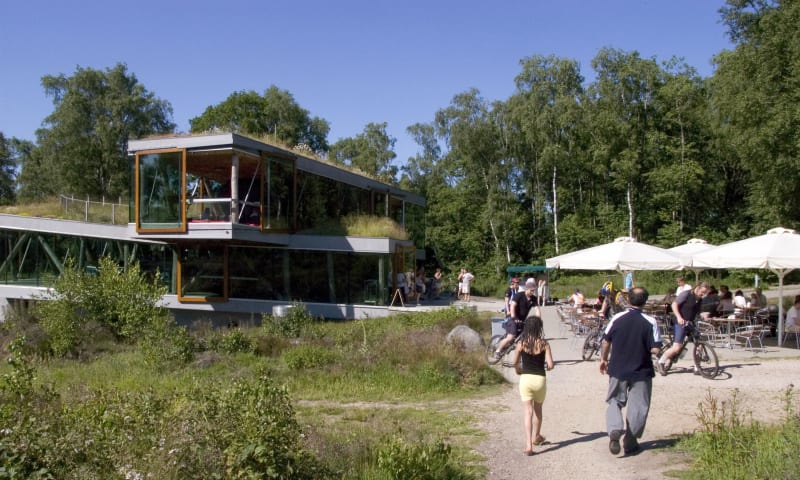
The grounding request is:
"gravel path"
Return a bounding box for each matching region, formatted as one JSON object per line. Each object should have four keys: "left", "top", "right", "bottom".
{"left": 474, "top": 304, "right": 800, "bottom": 480}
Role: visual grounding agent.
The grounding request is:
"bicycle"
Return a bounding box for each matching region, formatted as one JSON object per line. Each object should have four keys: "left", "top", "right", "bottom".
{"left": 655, "top": 320, "right": 719, "bottom": 379}
{"left": 485, "top": 327, "right": 523, "bottom": 367}
{"left": 581, "top": 321, "right": 606, "bottom": 361}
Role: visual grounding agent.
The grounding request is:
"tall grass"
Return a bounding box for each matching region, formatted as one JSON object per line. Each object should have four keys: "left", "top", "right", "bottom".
{"left": 0, "top": 196, "right": 128, "bottom": 225}
{"left": 676, "top": 387, "right": 800, "bottom": 479}
{"left": 1, "top": 305, "right": 493, "bottom": 478}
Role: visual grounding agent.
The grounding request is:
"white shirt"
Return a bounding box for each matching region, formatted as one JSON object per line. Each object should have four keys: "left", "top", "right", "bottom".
{"left": 786, "top": 306, "right": 800, "bottom": 331}
{"left": 675, "top": 284, "right": 692, "bottom": 295}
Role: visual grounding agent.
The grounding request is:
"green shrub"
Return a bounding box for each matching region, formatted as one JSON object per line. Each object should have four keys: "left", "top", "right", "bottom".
{"left": 262, "top": 301, "right": 315, "bottom": 338}
{"left": 376, "top": 435, "right": 476, "bottom": 480}
{"left": 35, "top": 256, "right": 169, "bottom": 357}
{"left": 283, "top": 344, "right": 338, "bottom": 370}
{"left": 139, "top": 317, "right": 195, "bottom": 368}
{"left": 213, "top": 328, "right": 256, "bottom": 354}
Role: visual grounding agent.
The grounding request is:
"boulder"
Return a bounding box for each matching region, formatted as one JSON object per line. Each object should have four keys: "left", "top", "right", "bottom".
{"left": 445, "top": 325, "right": 484, "bottom": 351}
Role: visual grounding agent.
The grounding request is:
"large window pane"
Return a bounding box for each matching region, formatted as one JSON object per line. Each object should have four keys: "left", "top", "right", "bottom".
{"left": 178, "top": 245, "right": 226, "bottom": 300}
{"left": 229, "top": 246, "right": 289, "bottom": 300}
{"left": 137, "top": 150, "right": 185, "bottom": 232}
{"left": 265, "top": 156, "right": 293, "bottom": 231}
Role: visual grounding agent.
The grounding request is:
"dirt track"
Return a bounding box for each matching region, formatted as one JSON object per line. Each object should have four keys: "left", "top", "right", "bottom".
{"left": 474, "top": 303, "right": 800, "bottom": 480}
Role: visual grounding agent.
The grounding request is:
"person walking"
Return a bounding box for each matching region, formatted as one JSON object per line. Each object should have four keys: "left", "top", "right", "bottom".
{"left": 599, "top": 286, "right": 662, "bottom": 456}
{"left": 512, "top": 315, "right": 554, "bottom": 456}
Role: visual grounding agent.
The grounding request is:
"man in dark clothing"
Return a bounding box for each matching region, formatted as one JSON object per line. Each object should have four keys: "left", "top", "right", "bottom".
{"left": 599, "top": 287, "right": 662, "bottom": 456}
{"left": 658, "top": 282, "right": 709, "bottom": 375}
{"left": 494, "top": 278, "right": 541, "bottom": 356}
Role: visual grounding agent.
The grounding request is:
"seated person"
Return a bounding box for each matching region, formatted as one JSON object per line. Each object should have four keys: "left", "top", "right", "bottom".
{"left": 748, "top": 292, "right": 762, "bottom": 308}
{"left": 717, "top": 291, "right": 734, "bottom": 316}
{"left": 733, "top": 289, "right": 748, "bottom": 313}
{"left": 570, "top": 289, "right": 585, "bottom": 310}
{"left": 700, "top": 286, "right": 720, "bottom": 317}
{"left": 786, "top": 295, "right": 800, "bottom": 333}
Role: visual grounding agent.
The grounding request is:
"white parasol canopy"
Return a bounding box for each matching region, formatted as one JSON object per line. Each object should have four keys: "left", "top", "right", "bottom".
{"left": 545, "top": 236, "right": 684, "bottom": 272}
{"left": 669, "top": 238, "right": 716, "bottom": 280}
{"left": 692, "top": 227, "right": 800, "bottom": 345}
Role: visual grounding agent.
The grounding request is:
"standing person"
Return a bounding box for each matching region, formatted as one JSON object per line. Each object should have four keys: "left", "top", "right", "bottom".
{"left": 675, "top": 277, "right": 692, "bottom": 295}
{"left": 624, "top": 272, "right": 634, "bottom": 292}
{"left": 599, "top": 286, "right": 662, "bottom": 456}
{"left": 657, "top": 282, "right": 709, "bottom": 375}
{"left": 537, "top": 276, "right": 548, "bottom": 306}
{"left": 503, "top": 278, "right": 520, "bottom": 317}
{"left": 457, "top": 268, "right": 465, "bottom": 301}
{"left": 460, "top": 268, "right": 475, "bottom": 303}
{"left": 432, "top": 268, "right": 443, "bottom": 299}
{"left": 512, "top": 315, "right": 554, "bottom": 456}
{"left": 494, "top": 278, "right": 541, "bottom": 356}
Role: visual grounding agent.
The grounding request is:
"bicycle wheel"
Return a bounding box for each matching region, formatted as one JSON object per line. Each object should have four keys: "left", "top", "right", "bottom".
{"left": 582, "top": 330, "right": 600, "bottom": 361}
{"left": 693, "top": 341, "right": 719, "bottom": 379}
{"left": 486, "top": 335, "right": 504, "bottom": 365}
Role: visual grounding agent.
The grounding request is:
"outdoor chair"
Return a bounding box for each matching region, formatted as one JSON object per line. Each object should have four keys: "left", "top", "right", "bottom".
{"left": 783, "top": 328, "right": 800, "bottom": 349}
{"left": 696, "top": 320, "right": 723, "bottom": 346}
{"left": 734, "top": 324, "right": 768, "bottom": 353}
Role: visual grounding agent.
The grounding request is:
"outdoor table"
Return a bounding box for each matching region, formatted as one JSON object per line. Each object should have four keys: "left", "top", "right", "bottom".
{"left": 708, "top": 317, "right": 750, "bottom": 349}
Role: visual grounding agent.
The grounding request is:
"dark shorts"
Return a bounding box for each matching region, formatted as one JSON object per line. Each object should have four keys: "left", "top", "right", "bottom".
{"left": 673, "top": 322, "right": 688, "bottom": 344}
{"left": 504, "top": 319, "right": 521, "bottom": 337}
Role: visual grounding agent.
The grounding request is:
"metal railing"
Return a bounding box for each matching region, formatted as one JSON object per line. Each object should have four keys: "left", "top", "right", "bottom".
{"left": 60, "top": 195, "right": 128, "bottom": 224}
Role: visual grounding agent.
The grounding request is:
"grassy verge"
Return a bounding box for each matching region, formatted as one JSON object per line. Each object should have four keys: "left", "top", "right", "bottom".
{"left": 1, "top": 306, "right": 499, "bottom": 478}
{"left": 670, "top": 387, "right": 800, "bottom": 479}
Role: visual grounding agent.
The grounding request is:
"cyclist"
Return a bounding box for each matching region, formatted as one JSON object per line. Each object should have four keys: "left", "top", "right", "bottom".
{"left": 657, "top": 281, "right": 709, "bottom": 375}
{"left": 495, "top": 278, "right": 541, "bottom": 357}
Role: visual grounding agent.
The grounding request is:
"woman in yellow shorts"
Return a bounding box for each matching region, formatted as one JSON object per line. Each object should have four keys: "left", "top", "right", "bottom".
{"left": 512, "top": 315, "right": 554, "bottom": 456}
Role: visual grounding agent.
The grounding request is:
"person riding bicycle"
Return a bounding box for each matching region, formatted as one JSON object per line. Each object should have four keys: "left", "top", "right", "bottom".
{"left": 495, "top": 278, "right": 541, "bottom": 357}
{"left": 657, "top": 281, "right": 709, "bottom": 376}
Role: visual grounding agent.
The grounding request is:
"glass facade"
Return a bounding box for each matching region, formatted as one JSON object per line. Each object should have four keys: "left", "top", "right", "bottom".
{"left": 136, "top": 150, "right": 186, "bottom": 232}
{"left": 0, "top": 229, "right": 172, "bottom": 288}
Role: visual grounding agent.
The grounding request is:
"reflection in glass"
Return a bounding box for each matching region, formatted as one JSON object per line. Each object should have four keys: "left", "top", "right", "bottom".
{"left": 137, "top": 151, "right": 185, "bottom": 231}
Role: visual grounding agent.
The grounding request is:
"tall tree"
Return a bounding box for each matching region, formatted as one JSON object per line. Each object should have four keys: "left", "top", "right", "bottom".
{"left": 712, "top": 0, "right": 800, "bottom": 232}
{"left": 507, "top": 54, "right": 585, "bottom": 257}
{"left": 587, "top": 48, "right": 665, "bottom": 241}
{"left": 24, "top": 63, "right": 175, "bottom": 199}
{"left": 0, "top": 132, "right": 17, "bottom": 204}
{"left": 432, "top": 89, "right": 515, "bottom": 275}
{"left": 328, "top": 122, "right": 398, "bottom": 183}
{"left": 190, "top": 85, "right": 330, "bottom": 153}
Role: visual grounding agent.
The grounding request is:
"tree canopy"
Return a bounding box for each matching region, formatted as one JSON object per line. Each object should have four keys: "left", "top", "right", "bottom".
{"left": 189, "top": 85, "right": 330, "bottom": 154}
{"left": 18, "top": 63, "right": 175, "bottom": 200}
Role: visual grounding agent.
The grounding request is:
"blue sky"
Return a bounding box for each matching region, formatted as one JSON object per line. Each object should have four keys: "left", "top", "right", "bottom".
{"left": 1, "top": 0, "right": 732, "bottom": 166}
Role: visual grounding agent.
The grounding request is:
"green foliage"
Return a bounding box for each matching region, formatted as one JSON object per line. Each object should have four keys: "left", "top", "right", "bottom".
{"left": 283, "top": 344, "right": 338, "bottom": 370}
{"left": 678, "top": 387, "right": 800, "bottom": 480}
{"left": 35, "top": 256, "right": 173, "bottom": 359}
{"left": 328, "top": 122, "right": 398, "bottom": 183}
{"left": 375, "top": 436, "right": 476, "bottom": 480}
{"left": 211, "top": 328, "right": 256, "bottom": 355}
{"left": 0, "top": 132, "right": 18, "bottom": 205}
{"left": 18, "top": 63, "right": 174, "bottom": 200}
{"left": 138, "top": 316, "right": 196, "bottom": 368}
{"left": 262, "top": 302, "right": 315, "bottom": 339}
{"left": 189, "top": 85, "right": 330, "bottom": 154}
{"left": 0, "top": 368, "right": 332, "bottom": 479}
